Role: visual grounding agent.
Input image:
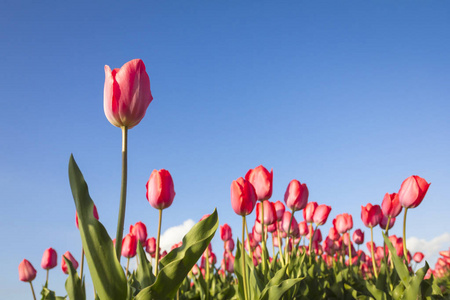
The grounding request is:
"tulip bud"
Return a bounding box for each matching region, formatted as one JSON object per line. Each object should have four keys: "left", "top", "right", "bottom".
{"left": 245, "top": 165, "right": 273, "bottom": 201}
{"left": 281, "top": 211, "right": 298, "bottom": 235}
{"left": 224, "top": 239, "right": 235, "bottom": 252}
{"left": 145, "top": 237, "right": 156, "bottom": 257}
{"left": 130, "top": 221, "right": 148, "bottom": 245}
{"left": 41, "top": 248, "right": 57, "bottom": 270}
{"left": 284, "top": 179, "right": 309, "bottom": 212}
{"left": 361, "top": 203, "right": 382, "bottom": 228}
{"left": 273, "top": 200, "right": 285, "bottom": 221}
{"left": 299, "top": 221, "right": 309, "bottom": 237}
{"left": 122, "top": 234, "right": 137, "bottom": 258}
{"left": 146, "top": 169, "right": 176, "bottom": 210}
{"left": 303, "top": 202, "right": 318, "bottom": 223}
{"left": 61, "top": 251, "right": 78, "bottom": 274}
{"left": 220, "top": 223, "right": 232, "bottom": 242}
{"left": 104, "top": 59, "right": 153, "bottom": 129}
{"left": 398, "top": 175, "right": 430, "bottom": 209}
{"left": 256, "top": 201, "right": 277, "bottom": 225}
{"left": 413, "top": 252, "right": 425, "bottom": 263}
{"left": 381, "top": 193, "right": 402, "bottom": 218}
{"left": 230, "top": 177, "right": 257, "bottom": 216}
{"left": 313, "top": 204, "right": 332, "bottom": 226}
{"left": 18, "top": 259, "right": 37, "bottom": 282}
{"left": 352, "top": 229, "right": 364, "bottom": 245}
{"left": 379, "top": 214, "right": 395, "bottom": 230}
{"left": 333, "top": 213, "right": 353, "bottom": 234}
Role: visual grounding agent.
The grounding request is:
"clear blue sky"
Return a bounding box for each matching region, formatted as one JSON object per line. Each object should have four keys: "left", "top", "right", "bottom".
{"left": 1, "top": 1, "right": 449, "bottom": 298}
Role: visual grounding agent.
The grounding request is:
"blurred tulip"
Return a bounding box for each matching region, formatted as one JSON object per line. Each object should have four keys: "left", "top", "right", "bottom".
{"left": 230, "top": 177, "right": 257, "bottom": 216}
{"left": 267, "top": 222, "right": 277, "bottom": 233}
{"left": 19, "top": 259, "right": 37, "bottom": 282}
{"left": 145, "top": 237, "right": 156, "bottom": 257}
{"left": 41, "top": 248, "right": 57, "bottom": 270}
{"left": 75, "top": 204, "right": 99, "bottom": 229}
{"left": 361, "top": 203, "right": 382, "bottom": 228}
{"left": 313, "top": 205, "right": 332, "bottom": 226}
{"left": 303, "top": 202, "right": 317, "bottom": 223}
{"left": 224, "top": 239, "right": 235, "bottom": 252}
{"left": 122, "top": 234, "right": 137, "bottom": 258}
{"left": 379, "top": 214, "right": 395, "bottom": 230}
{"left": 281, "top": 211, "right": 298, "bottom": 234}
{"left": 130, "top": 221, "right": 148, "bottom": 245}
{"left": 398, "top": 175, "right": 430, "bottom": 209}
{"left": 274, "top": 200, "right": 285, "bottom": 221}
{"left": 381, "top": 192, "right": 402, "bottom": 218}
{"left": 313, "top": 228, "right": 323, "bottom": 243}
{"left": 245, "top": 165, "right": 273, "bottom": 201}
{"left": 333, "top": 213, "right": 353, "bottom": 234}
{"left": 146, "top": 169, "right": 176, "bottom": 210}
{"left": 61, "top": 251, "right": 78, "bottom": 274}
{"left": 220, "top": 223, "right": 232, "bottom": 241}
{"left": 413, "top": 252, "right": 425, "bottom": 263}
{"left": 328, "top": 227, "right": 340, "bottom": 241}
{"left": 284, "top": 180, "right": 309, "bottom": 212}
{"left": 256, "top": 201, "right": 277, "bottom": 225}
{"left": 103, "top": 59, "right": 153, "bottom": 129}
{"left": 352, "top": 229, "right": 364, "bottom": 245}
{"left": 299, "top": 221, "right": 309, "bottom": 237}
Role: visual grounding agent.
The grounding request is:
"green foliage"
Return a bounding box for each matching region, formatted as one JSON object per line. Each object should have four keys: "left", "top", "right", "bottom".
{"left": 63, "top": 257, "right": 85, "bottom": 300}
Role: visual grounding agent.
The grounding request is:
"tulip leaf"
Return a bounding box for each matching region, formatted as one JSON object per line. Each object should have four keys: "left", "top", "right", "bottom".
{"left": 40, "top": 287, "right": 66, "bottom": 300}
{"left": 68, "top": 155, "right": 127, "bottom": 300}
{"left": 136, "top": 242, "right": 155, "bottom": 289}
{"left": 259, "top": 278, "right": 303, "bottom": 300}
{"left": 404, "top": 262, "right": 428, "bottom": 300}
{"left": 382, "top": 233, "right": 410, "bottom": 287}
{"left": 233, "top": 240, "right": 246, "bottom": 300}
{"left": 63, "top": 256, "right": 86, "bottom": 300}
{"left": 135, "top": 209, "right": 218, "bottom": 300}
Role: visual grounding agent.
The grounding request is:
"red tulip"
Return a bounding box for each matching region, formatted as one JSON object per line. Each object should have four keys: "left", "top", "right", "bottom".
{"left": 398, "top": 175, "right": 430, "bottom": 209}
{"left": 224, "top": 239, "right": 235, "bottom": 252}
{"left": 284, "top": 180, "right": 309, "bottom": 212}
{"left": 245, "top": 165, "right": 273, "bottom": 201}
{"left": 313, "top": 204, "right": 332, "bottom": 226}
{"left": 333, "top": 213, "right": 353, "bottom": 234}
{"left": 379, "top": 214, "right": 395, "bottom": 230}
{"left": 122, "top": 233, "right": 137, "bottom": 258}
{"left": 312, "top": 228, "right": 323, "bottom": 243}
{"left": 220, "top": 223, "right": 232, "bottom": 241}
{"left": 145, "top": 237, "right": 156, "bottom": 257}
{"left": 19, "top": 259, "right": 37, "bottom": 282}
{"left": 299, "top": 221, "right": 309, "bottom": 237}
{"left": 75, "top": 204, "right": 99, "bottom": 229}
{"left": 61, "top": 251, "right": 78, "bottom": 274}
{"left": 352, "top": 229, "right": 364, "bottom": 245}
{"left": 303, "top": 202, "right": 318, "bottom": 223}
{"left": 104, "top": 59, "right": 153, "bottom": 129}
{"left": 130, "top": 221, "right": 148, "bottom": 245}
{"left": 41, "top": 248, "right": 57, "bottom": 270}
{"left": 256, "top": 201, "right": 277, "bottom": 225}
{"left": 273, "top": 200, "right": 285, "bottom": 221}
{"left": 281, "top": 211, "right": 298, "bottom": 235}
{"left": 146, "top": 169, "right": 176, "bottom": 210}
{"left": 381, "top": 193, "right": 402, "bottom": 218}
{"left": 267, "top": 222, "right": 277, "bottom": 233}
{"left": 361, "top": 203, "right": 382, "bottom": 228}
{"left": 328, "top": 227, "right": 340, "bottom": 241}
{"left": 413, "top": 252, "right": 425, "bottom": 263}
{"left": 230, "top": 177, "right": 257, "bottom": 216}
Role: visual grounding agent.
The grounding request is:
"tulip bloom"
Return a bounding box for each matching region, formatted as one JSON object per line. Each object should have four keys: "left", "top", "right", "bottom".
{"left": 303, "top": 202, "right": 318, "bottom": 223}
{"left": 104, "top": 59, "right": 153, "bottom": 129}
{"left": 122, "top": 234, "right": 138, "bottom": 258}
{"left": 256, "top": 201, "right": 277, "bottom": 225}
{"left": 220, "top": 223, "right": 232, "bottom": 241}
{"left": 230, "top": 177, "right": 257, "bottom": 216}
{"left": 299, "top": 221, "right": 309, "bottom": 237}
{"left": 146, "top": 169, "right": 176, "bottom": 210}
{"left": 398, "top": 175, "right": 430, "bottom": 209}
{"left": 284, "top": 180, "right": 309, "bottom": 212}
{"left": 61, "top": 251, "right": 78, "bottom": 274}
{"left": 274, "top": 200, "right": 285, "bottom": 221}
{"left": 352, "top": 229, "right": 364, "bottom": 245}
{"left": 145, "top": 237, "right": 156, "bottom": 257}
{"left": 413, "top": 252, "right": 425, "bottom": 263}
{"left": 41, "top": 248, "right": 57, "bottom": 270}
{"left": 328, "top": 227, "right": 340, "bottom": 241}
{"left": 361, "top": 204, "right": 382, "bottom": 228}
{"left": 130, "top": 221, "right": 148, "bottom": 245}
{"left": 313, "top": 205, "right": 332, "bottom": 226}
{"left": 245, "top": 165, "right": 273, "bottom": 201}
{"left": 19, "top": 259, "right": 37, "bottom": 282}
{"left": 381, "top": 193, "right": 402, "bottom": 218}
{"left": 379, "top": 214, "right": 395, "bottom": 230}
{"left": 281, "top": 211, "right": 298, "bottom": 234}
{"left": 333, "top": 213, "right": 353, "bottom": 234}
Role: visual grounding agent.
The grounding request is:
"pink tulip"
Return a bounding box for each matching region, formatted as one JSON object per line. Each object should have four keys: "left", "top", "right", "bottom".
{"left": 284, "top": 179, "right": 309, "bottom": 212}
{"left": 266, "top": 222, "right": 277, "bottom": 233}
{"left": 146, "top": 169, "right": 176, "bottom": 210}
{"left": 130, "top": 221, "right": 148, "bottom": 245}
{"left": 333, "top": 213, "right": 353, "bottom": 234}
{"left": 379, "top": 214, "right": 395, "bottom": 230}
{"left": 224, "top": 239, "right": 235, "bottom": 252}
{"left": 104, "top": 59, "right": 153, "bottom": 129}
{"left": 352, "top": 229, "right": 364, "bottom": 245}
{"left": 328, "top": 227, "right": 340, "bottom": 241}
{"left": 313, "top": 204, "right": 332, "bottom": 226}
{"left": 75, "top": 204, "right": 99, "bottom": 229}
{"left": 299, "top": 221, "right": 309, "bottom": 237}
{"left": 361, "top": 203, "right": 382, "bottom": 228}
{"left": 230, "top": 177, "right": 257, "bottom": 216}
{"left": 19, "top": 259, "right": 37, "bottom": 282}
{"left": 122, "top": 234, "right": 137, "bottom": 258}
{"left": 398, "top": 175, "right": 430, "bottom": 209}
{"left": 41, "top": 248, "right": 57, "bottom": 270}
{"left": 303, "top": 202, "right": 317, "bottom": 223}
{"left": 220, "top": 223, "right": 232, "bottom": 241}
{"left": 256, "top": 201, "right": 277, "bottom": 225}
{"left": 281, "top": 211, "right": 298, "bottom": 235}
{"left": 381, "top": 193, "right": 402, "bottom": 218}
{"left": 61, "top": 251, "right": 78, "bottom": 274}
{"left": 413, "top": 252, "right": 425, "bottom": 263}
{"left": 274, "top": 200, "right": 285, "bottom": 221}
{"left": 145, "top": 237, "right": 156, "bottom": 257}
{"left": 245, "top": 165, "right": 273, "bottom": 201}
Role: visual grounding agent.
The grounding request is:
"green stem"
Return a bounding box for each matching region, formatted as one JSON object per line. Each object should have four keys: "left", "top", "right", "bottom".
{"left": 125, "top": 257, "right": 130, "bottom": 278}
{"left": 206, "top": 249, "right": 210, "bottom": 300}
{"left": 80, "top": 247, "right": 84, "bottom": 279}
{"left": 29, "top": 281, "right": 36, "bottom": 300}
{"left": 348, "top": 230, "right": 353, "bottom": 267}
{"left": 242, "top": 216, "right": 249, "bottom": 300}
{"left": 308, "top": 224, "right": 314, "bottom": 256}
{"left": 276, "top": 227, "right": 285, "bottom": 266}
{"left": 271, "top": 233, "right": 275, "bottom": 260}
{"left": 370, "top": 226, "right": 378, "bottom": 279}
{"left": 155, "top": 209, "right": 163, "bottom": 276}
{"left": 114, "top": 126, "right": 128, "bottom": 261}
{"left": 45, "top": 269, "right": 49, "bottom": 287}
{"left": 245, "top": 218, "right": 254, "bottom": 261}
{"left": 284, "top": 210, "right": 295, "bottom": 264}
{"left": 403, "top": 208, "right": 409, "bottom": 263}
{"left": 260, "top": 201, "right": 267, "bottom": 275}
{"left": 384, "top": 216, "right": 391, "bottom": 268}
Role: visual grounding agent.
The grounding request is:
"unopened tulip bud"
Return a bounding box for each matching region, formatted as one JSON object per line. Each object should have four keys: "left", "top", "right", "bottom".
{"left": 398, "top": 175, "right": 430, "bottom": 209}
{"left": 284, "top": 179, "right": 309, "bottom": 212}
{"left": 146, "top": 169, "right": 176, "bottom": 210}
{"left": 131, "top": 221, "right": 148, "bottom": 245}
{"left": 245, "top": 165, "right": 273, "bottom": 201}
{"left": 41, "top": 248, "right": 57, "bottom": 270}
{"left": 19, "top": 259, "right": 37, "bottom": 282}
{"left": 61, "top": 251, "right": 78, "bottom": 274}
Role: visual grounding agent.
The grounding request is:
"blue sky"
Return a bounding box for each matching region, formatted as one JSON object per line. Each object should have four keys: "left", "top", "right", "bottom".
{"left": 2, "top": 1, "right": 450, "bottom": 298}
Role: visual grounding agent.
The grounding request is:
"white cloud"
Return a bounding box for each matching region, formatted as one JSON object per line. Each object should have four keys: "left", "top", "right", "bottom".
{"left": 407, "top": 232, "right": 450, "bottom": 268}
{"left": 160, "top": 219, "right": 196, "bottom": 253}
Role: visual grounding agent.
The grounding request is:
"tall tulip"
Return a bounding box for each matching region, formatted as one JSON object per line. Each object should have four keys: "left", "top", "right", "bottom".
{"left": 245, "top": 165, "right": 273, "bottom": 201}
{"left": 220, "top": 223, "right": 232, "bottom": 242}
{"left": 333, "top": 213, "right": 353, "bottom": 234}
{"left": 41, "top": 248, "right": 57, "bottom": 285}
{"left": 122, "top": 233, "right": 137, "bottom": 277}
{"left": 303, "top": 202, "right": 318, "bottom": 223}
{"left": 361, "top": 203, "right": 381, "bottom": 278}
{"left": 19, "top": 259, "right": 37, "bottom": 300}
{"left": 313, "top": 205, "right": 332, "bottom": 226}
{"left": 105, "top": 59, "right": 153, "bottom": 261}
{"left": 131, "top": 221, "right": 148, "bottom": 245}
{"left": 146, "top": 169, "right": 176, "bottom": 276}
{"left": 284, "top": 179, "right": 309, "bottom": 212}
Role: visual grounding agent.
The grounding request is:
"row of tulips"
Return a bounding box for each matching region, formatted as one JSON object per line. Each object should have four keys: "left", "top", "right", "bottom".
{"left": 19, "top": 58, "right": 449, "bottom": 299}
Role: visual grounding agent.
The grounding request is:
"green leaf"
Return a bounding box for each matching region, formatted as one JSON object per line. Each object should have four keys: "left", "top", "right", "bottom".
{"left": 365, "top": 281, "right": 386, "bottom": 300}
{"left": 136, "top": 242, "right": 155, "bottom": 289}
{"left": 68, "top": 155, "right": 128, "bottom": 300}
{"left": 404, "top": 262, "right": 428, "bottom": 300}
{"left": 259, "top": 278, "right": 303, "bottom": 300}
{"left": 136, "top": 209, "right": 218, "bottom": 300}
{"left": 40, "top": 287, "right": 66, "bottom": 300}
{"left": 63, "top": 256, "right": 86, "bottom": 300}
{"left": 233, "top": 239, "right": 246, "bottom": 300}
{"left": 382, "top": 233, "right": 410, "bottom": 287}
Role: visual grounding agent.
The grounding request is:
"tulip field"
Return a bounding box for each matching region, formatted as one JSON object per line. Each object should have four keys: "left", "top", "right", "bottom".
{"left": 18, "top": 59, "right": 450, "bottom": 300}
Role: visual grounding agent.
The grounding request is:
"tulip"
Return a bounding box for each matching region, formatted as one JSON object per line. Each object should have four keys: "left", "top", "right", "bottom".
{"left": 379, "top": 214, "right": 395, "bottom": 230}
{"left": 256, "top": 201, "right": 276, "bottom": 225}
{"left": 145, "top": 237, "right": 156, "bottom": 257}
{"left": 333, "top": 213, "right": 353, "bottom": 234}
{"left": 398, "top": 175, "right": 430, "bottom": 209}
{"left": 104, "top": 59, "right": 153, "bottom": 129}
{"left": 381, "top": 193, "right": 402, "bottom": 218}
{"left": 284, "top": 179, "right": 309, "bottom": 212}
{"left": 361, "top": 204, "right": 382, "bottom": 228}
{"left": 224, "top": 239, "right": 235, "bottom": 252}
{"left": 299, "top": 221, "right": 309, "bottom": 237}
{"left": 231, "top": 177, "right": 257, "bottom": 216}
{"left": 19, "top": 259, "right": 37, "bottom": 300}
{"left": 122, "top": 233, "right": 137, "bottom": 258}
{"left": 130, "top": 221, "right": 148, "bottom": 245}
{"left": 245, "top": 165, "right": 273, "bottom": 201}
{"left": 413, "top": 252, "right": 425, "bottom": 263}
{"left": 61, "top": 251, "right": 78, "bottom": 275}
{"left": 281, "top": 211, "right": 298, "bottom": 234}
{"left": 267, "top": 222, "right": 277, "bottom": 233}
{"left": 303, "top": 202, "right": 318, "bottom": 223}
{"left": 41, "top": 247, "right": 57, "bottom": 285}
{"left": 313, "top": 204, "right": 332, "bottom": 226}
{"left": 352, "top": 229, "right": 364, "bottom": 245}
{"left": 274, "top": 200, "right": 285, "bottom": 221}
{"left": 220, "top": 223, "right": 232, "bottom": 241}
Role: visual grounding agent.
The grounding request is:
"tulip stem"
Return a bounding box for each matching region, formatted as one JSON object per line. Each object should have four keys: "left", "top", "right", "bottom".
{"left": 402, "top": 208, "right": 409, "bottom": 263}
{"left": 125, "top": 257, "right": 130, "bottom": 278}
{"left": 276, "top": 227, "right": 285, "bottom": 266}
{"left": 45, "top": 269, "right": 49, "bottom": 287}
{"left": 348, "top": 230, "right": 353, "bottom": 267}
{"left": 80, "top": 247, "right": 84, "bottom": 279}
{"left": 244, "top": 219, "right": 254, "bottom": 261}
{"left": 155, "top": 209, "right": 163, "bottom": 276}
{"left": 370, "top": 226, "right": 378, "bottom": 279}
{"left": 205, "top": 249, "right": 210, "bottom": 300}
{"left": 242, "top": 216, "right": 249, "bottom": 300}
{"left": 115, "top": 126, "right": 128, "bottom": 262}
{"left": 384, "top": 216, "right": 391, "bottom": 268}
{"left": 29, "top": 282, "right": 36, "bottom": 300}
{"left": 284, "top": 210, "right": 295, "bottom": 264}
{"left": 260, "top": 201, "right": 268, "bottom": 276}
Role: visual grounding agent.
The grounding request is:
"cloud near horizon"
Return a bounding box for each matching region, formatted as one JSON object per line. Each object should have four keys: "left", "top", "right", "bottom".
{"left": 407, "top": 232, "right": 450, "bottom": 268}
